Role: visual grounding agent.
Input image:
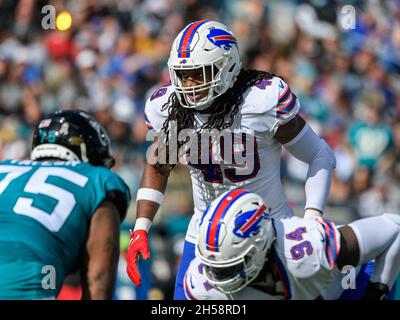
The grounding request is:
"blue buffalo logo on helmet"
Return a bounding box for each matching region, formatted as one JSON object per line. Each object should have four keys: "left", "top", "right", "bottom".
{"left": 207, "top": 28, "right": 237, "bottom": 50}
{"left": 233, "top": 205, "right": 268, "bottom": 238}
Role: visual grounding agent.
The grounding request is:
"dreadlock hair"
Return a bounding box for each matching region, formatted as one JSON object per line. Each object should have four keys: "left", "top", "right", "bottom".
{"left": 161, "top": 69, "right": 283, "bottom": 135}
{"left": 157, "top": 69, "right": 283, "bottom": 165}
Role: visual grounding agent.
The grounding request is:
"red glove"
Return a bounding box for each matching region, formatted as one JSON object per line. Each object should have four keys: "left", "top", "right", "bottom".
{"left": 126, "top": 229, "right": 150, "bottom": 286}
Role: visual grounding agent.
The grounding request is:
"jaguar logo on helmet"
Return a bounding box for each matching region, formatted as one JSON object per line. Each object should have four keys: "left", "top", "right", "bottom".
{"left": 233, "top": 205, "right": 268, "bottom": 238}
{"left": 89, "top": 120, "right": 109, "bottom": 147}
{"left": 207, "top": 28, "right": 237, "bottom": 50}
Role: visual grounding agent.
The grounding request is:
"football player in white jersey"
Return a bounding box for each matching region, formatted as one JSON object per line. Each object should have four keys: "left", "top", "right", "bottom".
{"left": 126, "top": 20, "right": 336, "bottom": 299}
{"left": 183, "top": 190, "right": 400, "bottom": 300}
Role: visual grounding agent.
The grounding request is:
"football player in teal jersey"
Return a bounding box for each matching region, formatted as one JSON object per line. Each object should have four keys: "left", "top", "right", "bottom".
{"left": 0, "top": 110, "right": 131, "bottom": 300}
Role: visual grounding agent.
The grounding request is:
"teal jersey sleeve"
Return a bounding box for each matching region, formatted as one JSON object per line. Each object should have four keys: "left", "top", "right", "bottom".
{"left": 88, "top": 166, "right": 131, "bottom": 221}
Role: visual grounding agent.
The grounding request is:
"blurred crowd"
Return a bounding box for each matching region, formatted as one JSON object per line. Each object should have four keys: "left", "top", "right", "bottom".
{"left": 0, "top": 0, "right": 399, "bottom": 299}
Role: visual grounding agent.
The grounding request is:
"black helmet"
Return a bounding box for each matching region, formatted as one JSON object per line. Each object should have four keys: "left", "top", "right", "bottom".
{"left": 32, "top": 110, "right": 115, "bottom": 168}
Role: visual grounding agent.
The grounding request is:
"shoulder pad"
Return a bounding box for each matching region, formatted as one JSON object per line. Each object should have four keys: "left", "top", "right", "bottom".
{"left": 239, "top": 76, "right": 300, "bottom": 133}
{"left": 240, "top": 76, "right": 281, "bottom": 115}
{"left": 144, "top": 84, "right": 174, "bottom": 132}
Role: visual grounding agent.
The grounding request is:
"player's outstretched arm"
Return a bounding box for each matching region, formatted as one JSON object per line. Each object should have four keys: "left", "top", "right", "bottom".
{"left": 337, "top": 214, "right": 400, "bottom": 299}
{"left": 80, "top": 201, "right": 121, "bottom": 300}
{"left": 135, "top": 161, "right": 172, "bottom": 224}
{"left": 126, "top": 161, "right": 174, "bottom": 286}
{"left": 275, "top": 115, "right": 336, "bottom": 218}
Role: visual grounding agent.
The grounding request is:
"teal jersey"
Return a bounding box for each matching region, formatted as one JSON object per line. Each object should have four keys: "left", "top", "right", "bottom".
{"left": 0, "top": 160, "right": 131, "bottom": 299}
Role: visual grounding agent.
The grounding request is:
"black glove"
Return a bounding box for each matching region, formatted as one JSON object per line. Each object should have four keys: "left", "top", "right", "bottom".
{"left": 363, "top": 281, "right": 390, "bottom": 300}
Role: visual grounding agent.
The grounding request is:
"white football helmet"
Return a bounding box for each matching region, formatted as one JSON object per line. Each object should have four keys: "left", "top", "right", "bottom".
{"left": 196, "top": 189, "right": 275, "bottom": 294}
{"left": 168, "top": 20, "right": 241, "bottom": 110}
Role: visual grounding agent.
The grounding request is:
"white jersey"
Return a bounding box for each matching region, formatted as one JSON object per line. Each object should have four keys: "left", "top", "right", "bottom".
{"left": 184, "top": 217, "right": 355, "bottom": 300}
{"left": 145, "top": 76, "right": 300, "bottom": 243}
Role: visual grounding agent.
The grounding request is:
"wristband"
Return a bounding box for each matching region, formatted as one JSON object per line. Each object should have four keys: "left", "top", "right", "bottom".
{"left": 137, "top": 188, "right": 164, "bottom": 205}
{"left": 133, "top": 217, "right": 153, "bottom": 233}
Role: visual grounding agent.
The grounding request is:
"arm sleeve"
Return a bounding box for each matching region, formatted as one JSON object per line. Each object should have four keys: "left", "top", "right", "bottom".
{"left": 348, "top": 213, "right": 400, "bottom": 289}
{"left": 283, "top": 123, "right": 336, "bottom": 213}
{"left": 244, "top": 77, "right": 300, "bottom": 134}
